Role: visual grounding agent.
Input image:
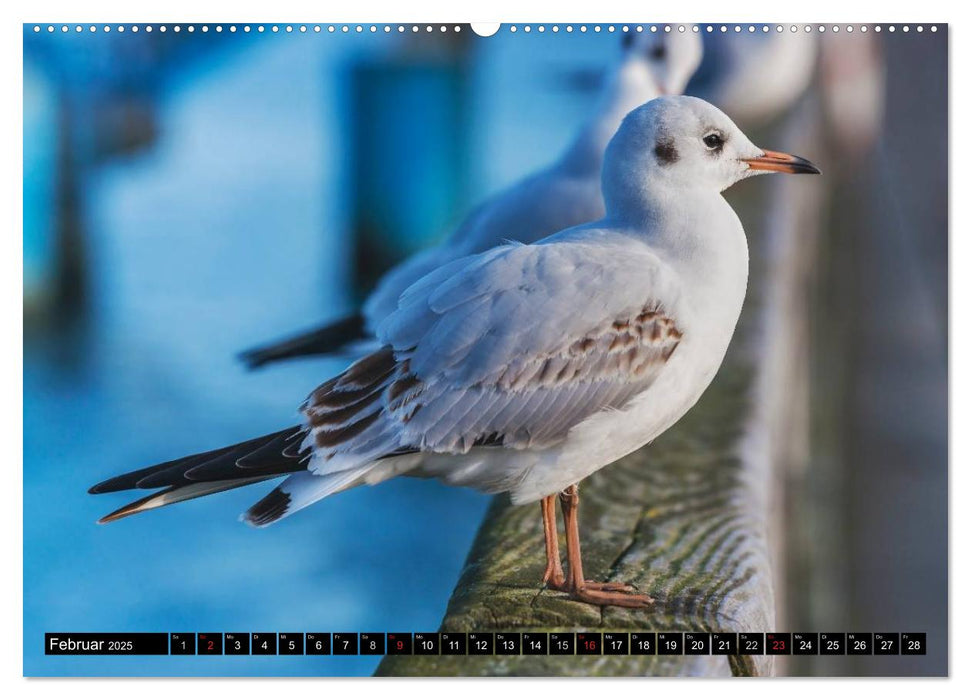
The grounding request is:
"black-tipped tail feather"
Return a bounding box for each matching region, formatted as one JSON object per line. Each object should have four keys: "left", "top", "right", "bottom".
{"left": 242, "top": 486, "right": 292, "bottom": 527}
{"left": 238, "top": 313, "right": 367, "bottom": 369}
{"left": 90, "top": 427, "right": 309, "bottom": 523}
{"left": 97, "top": 477, "right": 275, "bottom": 524}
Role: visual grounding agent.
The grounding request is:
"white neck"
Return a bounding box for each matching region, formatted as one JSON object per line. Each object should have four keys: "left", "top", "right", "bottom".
{"left": 608, "top": 177, "right": 748, "bottom": 293}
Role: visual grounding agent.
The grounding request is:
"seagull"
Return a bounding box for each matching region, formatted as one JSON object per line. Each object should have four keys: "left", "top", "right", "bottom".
{"left": 238, "top": 30, "right": 703, "bottom": 369}
{"left": 90, "top": 96, "right": 819, "bottom": 608}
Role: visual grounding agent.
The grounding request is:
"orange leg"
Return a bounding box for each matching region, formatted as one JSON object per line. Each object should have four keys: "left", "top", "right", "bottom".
{"left": 551, "top": 483, "right": 654, "bottom": 608}
{"left": 541, "top": 494, "right": 565, "bottom": 588}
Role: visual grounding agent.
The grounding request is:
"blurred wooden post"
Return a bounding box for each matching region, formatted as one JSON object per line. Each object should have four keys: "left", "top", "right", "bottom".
{"left": 375, "top": 100, "right": 826, "bottom": 677}
{"left": 23, "top": 59, "right": 59, "bottom": 321}
{"left": 347, "top": 33, "right": 472, "bottom": 296}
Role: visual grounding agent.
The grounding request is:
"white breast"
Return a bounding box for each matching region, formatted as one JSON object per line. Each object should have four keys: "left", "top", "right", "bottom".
{"left": 509, "top": 204, "right": 750, "bottom": 504}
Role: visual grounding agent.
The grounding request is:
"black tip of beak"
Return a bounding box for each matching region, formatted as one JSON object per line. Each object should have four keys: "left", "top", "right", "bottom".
{"left": 787, "top": 155, "right": 822, "bottom": 175}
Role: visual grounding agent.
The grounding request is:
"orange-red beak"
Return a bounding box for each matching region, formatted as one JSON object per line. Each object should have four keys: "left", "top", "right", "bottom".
{"left": 742, "top": 149, "right": 820, "bottom": 175}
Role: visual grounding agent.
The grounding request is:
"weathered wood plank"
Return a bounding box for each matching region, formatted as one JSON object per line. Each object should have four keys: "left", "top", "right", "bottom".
{"left": 376, "top": 105, "right": 824, "bottom": 678}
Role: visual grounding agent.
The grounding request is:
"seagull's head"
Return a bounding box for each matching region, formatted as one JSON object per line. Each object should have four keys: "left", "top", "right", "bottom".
{"left": 620, "top": 30, "right": 703, "bottom": 97}
{"left": 604, "top": 96, "right": 820, "bottom": 204}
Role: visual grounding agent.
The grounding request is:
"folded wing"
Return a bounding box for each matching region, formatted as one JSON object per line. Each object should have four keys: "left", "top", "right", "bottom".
{"left": 302, "top": 235, "right": 685, "bottom": 473}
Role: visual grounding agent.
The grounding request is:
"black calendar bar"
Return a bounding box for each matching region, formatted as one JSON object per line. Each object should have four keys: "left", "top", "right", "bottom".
{"left": 45, "top": 633, "right": 169, "bottom": 655}
{"left": 44, "top": 631, "right": 926, "bottom": 656}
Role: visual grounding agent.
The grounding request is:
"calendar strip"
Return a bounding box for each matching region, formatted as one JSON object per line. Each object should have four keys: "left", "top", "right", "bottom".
{"left": 44, "top": 632, "right": 927, "bottom": 656}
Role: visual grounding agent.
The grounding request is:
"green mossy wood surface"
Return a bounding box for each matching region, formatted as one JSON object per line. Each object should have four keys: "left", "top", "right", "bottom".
{"left": 377, "top": 110, "right": 822, "bottom": 677}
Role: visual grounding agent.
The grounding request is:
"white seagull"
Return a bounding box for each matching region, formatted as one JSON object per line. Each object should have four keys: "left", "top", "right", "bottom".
{"left": 91, "top": 96, "right": 819, "bottom": 608}
{"left": 239, "top": 31, "right": 703, "bottom": 368}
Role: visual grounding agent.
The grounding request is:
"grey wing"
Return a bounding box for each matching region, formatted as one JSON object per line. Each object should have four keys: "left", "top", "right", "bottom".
{"left": 298, "top": 238, "right": 683, "bottom": 476}
{"left": 390, "top": 305, "right": 682, "bottom": 453}
{"left": 377, "top": 238, "right": 683, "bottom": 452}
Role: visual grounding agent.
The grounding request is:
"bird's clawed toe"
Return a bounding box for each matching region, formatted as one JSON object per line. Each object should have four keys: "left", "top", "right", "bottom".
{"left": 546, "top": 577, "right": 653, "bottom": 607}
{"left": 570, "top": 585, "right": 654, "bottom": 608}
{"left": 580, "top": 580, "right": 637, "bottom": 593}
{"left": 542, "top": 567, "right": 566, "bottom": 590}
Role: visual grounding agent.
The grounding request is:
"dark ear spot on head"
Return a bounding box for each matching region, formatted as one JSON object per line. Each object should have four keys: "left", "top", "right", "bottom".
{"left": 654, "top": 138, "right": 679, "bottom": 165}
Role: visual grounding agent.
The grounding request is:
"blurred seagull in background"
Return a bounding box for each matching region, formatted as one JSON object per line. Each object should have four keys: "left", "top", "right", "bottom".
{"left": 239, "top": 31, "right": 703, "bottom": 369}
{"left": 689, "top": 31, "right": 818, "bottom": 126}
{"left": 91, "top": 96, "right": 818, "bottom": 608}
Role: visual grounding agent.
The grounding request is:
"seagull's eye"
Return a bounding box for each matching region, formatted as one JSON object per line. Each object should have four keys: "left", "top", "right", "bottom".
{"left": 650, "top": 45, "right": 666, "bottom": 61}
{"left": 621, "top": 32, "right": 635, "bottom": 50}
{"left": 703, "top": 133, "right": 725, "bottom": 150}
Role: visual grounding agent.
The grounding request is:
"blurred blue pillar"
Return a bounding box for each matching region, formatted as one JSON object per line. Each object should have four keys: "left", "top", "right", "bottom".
{"left": 23, "top": 59, "right": 58, "bottom": 319}
{"left": 347, "top": 39, "right": 470, "bottom": 295}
